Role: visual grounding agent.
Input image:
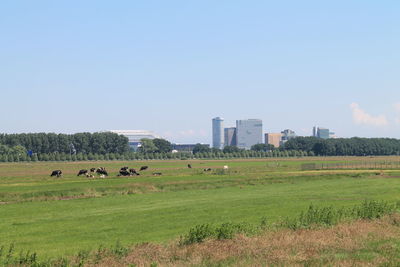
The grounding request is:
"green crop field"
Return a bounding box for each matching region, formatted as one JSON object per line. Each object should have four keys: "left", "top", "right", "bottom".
{"left": 1, "top": 156, "right": 400, "bottom": 260}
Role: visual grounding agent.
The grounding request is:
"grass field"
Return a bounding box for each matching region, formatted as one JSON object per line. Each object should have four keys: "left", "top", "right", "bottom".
{"left": 1, "top": 156, "right": 400, "bottom": 261}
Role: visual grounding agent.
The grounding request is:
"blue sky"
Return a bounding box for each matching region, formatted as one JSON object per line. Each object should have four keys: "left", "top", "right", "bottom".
{"left": 1, "top": 1, "right": 399, "bottom": 143}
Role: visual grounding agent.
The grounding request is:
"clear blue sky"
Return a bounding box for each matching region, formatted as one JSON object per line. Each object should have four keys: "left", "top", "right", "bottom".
{"left": 1, "top": 1, "right": 399, "bottom": 143}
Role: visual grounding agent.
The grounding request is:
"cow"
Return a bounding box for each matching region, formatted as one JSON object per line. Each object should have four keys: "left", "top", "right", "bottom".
{"left": 118, "top": 170, "right": 131, "bottom": 176}
{"left": 50, "top": 170, "right": 62, "bottom": 178}
{"left": 120, "top": 166, "right": 129, "bottom": 171}
{"left": 140, "top": 166, "right": 149, "bottom": 171}
{"left": 77, "top": 169, "right": 88, "bottom": 176}
{"left": 90, "top": 168, "right": 96, "bottom": 173}
{"left": 203, "top": 168, "right": 212, "bottom": 172}
{"left": 223, "top": 165, "right": 229, "bottom": 170}
{"left": 129, "top": 168, "right": 139, "bottom": 175}
{"left": 152, "top": 172, "right": 162, "bottom": 176}
{"left": 187, "top": 164, "right": 192, "bottom": 169}
{"left": 96, "top": 167, "right": 108, "bottom": 176}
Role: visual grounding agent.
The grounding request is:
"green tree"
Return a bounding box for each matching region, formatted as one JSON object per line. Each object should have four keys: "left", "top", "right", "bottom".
{"left": 192, "top": 144, "right": 211, "bottom": 154}
{"left": 153, "top": 138, "right": 172, "bottom": 153}
{"left": 138, "top": 138, "right": 158, "bottom": 153}
{"left": 251, "top": 143, "right": 275, "bottom": 152}
{"left": 223, "top": 146, "right": 241, "bottom": 153}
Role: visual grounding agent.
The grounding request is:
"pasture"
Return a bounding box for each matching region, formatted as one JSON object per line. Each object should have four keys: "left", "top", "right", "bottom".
{"left": 1, "top": 156, "right": 400, "bottom": 259}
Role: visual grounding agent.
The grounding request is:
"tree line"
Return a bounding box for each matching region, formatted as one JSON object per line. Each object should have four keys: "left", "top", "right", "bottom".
{"left": 282, "top": 137, "right": 400, "bottom": 156}
{"left": 0, "top": 132, "right": 129, "bottom": 154}
{"left": 1, "top": 133, "right": 400, "bottom": 162}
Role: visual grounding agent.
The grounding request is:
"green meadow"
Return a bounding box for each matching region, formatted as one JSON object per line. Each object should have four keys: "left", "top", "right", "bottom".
{"left": 1, "top": 157, "right": 400, "bottom": 258}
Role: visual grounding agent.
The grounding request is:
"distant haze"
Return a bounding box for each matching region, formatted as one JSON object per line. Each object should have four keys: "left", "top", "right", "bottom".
{"left": 1, "top": 1, "right": 399, "bottom": 143}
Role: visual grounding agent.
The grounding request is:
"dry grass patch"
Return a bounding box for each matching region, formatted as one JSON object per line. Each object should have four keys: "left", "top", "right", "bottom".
{"left": 84, "top": 215, "right": 400, "bottom": 267}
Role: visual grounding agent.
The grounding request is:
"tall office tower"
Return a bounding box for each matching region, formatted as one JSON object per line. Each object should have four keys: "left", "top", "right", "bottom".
{"left": 236, "top": 119, "right": 263, "bottom": 150}
{"left": 317, "top": 127, "right": 330, "bottom": 139}
{"left": 212, "top": 117, "right": 224, "bottom": 149}
{"left": 224, "top": 127, "right": 237, "bottom": 147}
{"left": 313, "top": 126, "right": 317, "bottom": 137}
{"left": 265, "top": 133, "right": 282, "bottom": 148}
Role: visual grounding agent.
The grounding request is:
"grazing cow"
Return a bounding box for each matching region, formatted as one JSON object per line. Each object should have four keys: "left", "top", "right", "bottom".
{"left": 120, "top": 166, "right": 129, "bottom": 171}
{"left": 90, "top": 168, "right": 96, "bottom": 172}
{"left": 223, "top": 165, "right": 229, "bottom": 170}
{"left": 129, "top": 168, "right": 139, "bottom": 175}
{"left": 96, "top": 167, "right": 108, "bottom": 176}
{"left": 140, "top": 166, "right": 149, "bottom": 171}
{"left": 203, "top": 168, "right": 212, "bottom": 172}
{"left": 187, "top": 164, "right": 192, "bottom": 169}
{"left": 50, "top": 170, "right": 62, "bottom": 178}
{"left": 77, "top": 169, "right": 88, "bottom": 176}
{"left": 152, "top": 172, "right": 162, "bottom": 176}
{"left": 118, "top": 170, "right": 130, "bottom": 176}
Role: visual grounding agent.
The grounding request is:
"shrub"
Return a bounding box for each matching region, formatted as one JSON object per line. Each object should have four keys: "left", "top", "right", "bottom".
{"left": 180, "top": 224, "right": 215, "bottom": 245}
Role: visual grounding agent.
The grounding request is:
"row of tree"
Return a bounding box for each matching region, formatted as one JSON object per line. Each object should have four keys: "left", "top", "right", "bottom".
{"left": 1, "top": 133, "right": 400, "bottom": 160}
{"left": 282, "top": 137, "right": 400, "bottom": 156}
{"left": 0, "top": 132, "right": 129, "bottom": 154}
{"left": 0, "top": 150, "right": 313, "bottom": 162}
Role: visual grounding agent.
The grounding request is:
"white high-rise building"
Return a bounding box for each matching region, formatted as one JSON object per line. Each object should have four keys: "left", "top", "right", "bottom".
{"left": 236, "top": 119, "right": 263, "bottom": 149}
{"left": 212, "top": 117, "right": 224, "bottom": 149}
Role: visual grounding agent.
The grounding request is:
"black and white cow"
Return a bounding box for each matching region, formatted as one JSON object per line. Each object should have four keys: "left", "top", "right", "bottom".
{"left": 50, "top": 170, "right": 62, "bottom": 178}
{"left": 77, "top": 169, "right": 88, "bottom": 176}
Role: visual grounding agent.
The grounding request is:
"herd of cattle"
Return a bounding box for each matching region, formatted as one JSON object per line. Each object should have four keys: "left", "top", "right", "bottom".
{"left": 50, "top": 164, "right": 229, "bottom": 178}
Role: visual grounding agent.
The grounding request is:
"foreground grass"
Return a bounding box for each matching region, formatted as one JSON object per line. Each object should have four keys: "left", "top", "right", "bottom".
{"left": 2, "top": 201, "right": 400, "bottom": 266}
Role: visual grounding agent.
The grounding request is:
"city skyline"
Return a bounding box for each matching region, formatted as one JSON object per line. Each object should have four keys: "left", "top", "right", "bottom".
{"left": 1, "top": 1, "right": 400, "bottom": 143}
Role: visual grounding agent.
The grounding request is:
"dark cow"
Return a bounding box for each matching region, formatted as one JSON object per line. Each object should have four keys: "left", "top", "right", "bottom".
{"left": 129, "top": 168, "right": 139, "bottom": 175}
{"left": 96, "top": 167, "right": 108, "bottom": 176}
{"left": 90, "top": 168, "right": 96, "bottom": 172}
{"left": 120, "top": 166, "right": 129, "bottom": 171}
{"left": 203, "top": 168, "right": 212, "bottom": 172}
{"left": 118, "top": 170, "right": 131, "bottom": 176}
{"left": 140, "top": 166, "right": 149, "bottom": 171}
{"left": 77, "top": 169, "right": 88, "bottom": 176}
{"left": 152, "top": 172, "right": 162, "bottom": 176}
{"left": 187, "top": 164, "right": 192, "bottom": 169}
{"left": 50, "top": 170, "right": 62, "bottom": 178}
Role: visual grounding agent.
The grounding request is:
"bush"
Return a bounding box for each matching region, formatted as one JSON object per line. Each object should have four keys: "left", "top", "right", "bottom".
{"left": 180, "top": 224, "right": 215, "bottom": 245}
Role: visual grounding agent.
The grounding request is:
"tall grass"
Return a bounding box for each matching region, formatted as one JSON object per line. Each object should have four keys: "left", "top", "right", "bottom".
{"left": 180, "top": 200, "right": 400, "bottom": 245}
{"left": 281, "top": 200, "right": 399, "bottom": 230}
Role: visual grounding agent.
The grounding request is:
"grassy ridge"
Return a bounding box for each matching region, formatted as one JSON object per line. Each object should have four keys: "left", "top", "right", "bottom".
{"left": 0, "top": 157, "right": 400, "bottom": 258}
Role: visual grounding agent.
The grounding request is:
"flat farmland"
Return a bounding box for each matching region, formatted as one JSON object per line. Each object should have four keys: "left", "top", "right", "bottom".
{"left": 1, "top": 156, "right": 400, "bottom": 258}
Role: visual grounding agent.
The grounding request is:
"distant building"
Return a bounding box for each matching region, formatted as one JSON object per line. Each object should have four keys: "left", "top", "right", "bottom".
{"left": 313, "top": 126, "right": 318, "bottom": 137}
{"left": 236, "top": 119, "right": 263, "bottom": 150}
{"left": 265, "top": 133, "right": 282, "bottom": 148}
{"left": 109, "top": 130, "right": 160, "bottom": 151}
{"left": 280, "top": 129, "right": 296, "bottom": 146}
{"left": 172, "top": 143, "right": 209, "bottom": 152}
{"left": 224, "top": 127, "right": 237, "bottom": 147}
{"left": 312, "top": 126, "right": 333, "bottom": 139}
{"left": 316, "top": 127, "right": 330, "bottom": 139}
{"left": 212, "top": 117, "right": 224, "bottom": 149}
